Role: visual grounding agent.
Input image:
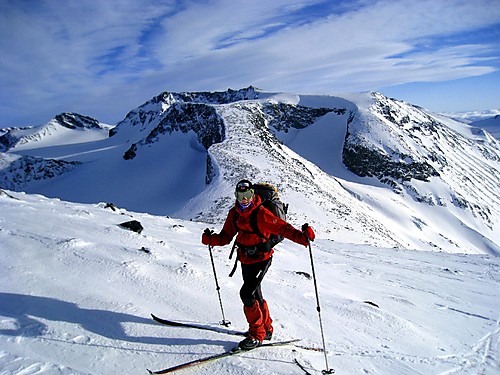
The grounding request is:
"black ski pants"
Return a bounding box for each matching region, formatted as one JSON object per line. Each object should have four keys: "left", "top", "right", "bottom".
{"left": 239, "top": 257, "right": 272, "bottom": 307}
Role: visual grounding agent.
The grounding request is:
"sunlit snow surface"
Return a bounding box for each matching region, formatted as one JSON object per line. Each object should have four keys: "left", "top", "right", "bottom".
{"left": 1, "top": 191, "right": 498, "bottom": 374}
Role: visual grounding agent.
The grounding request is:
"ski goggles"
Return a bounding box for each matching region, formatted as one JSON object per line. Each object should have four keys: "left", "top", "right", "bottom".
{"left": 235, "top": 189, "right": 254, "bottom": 201}
{"left": 235, "top": 181, "right": 254, "bottom": 201}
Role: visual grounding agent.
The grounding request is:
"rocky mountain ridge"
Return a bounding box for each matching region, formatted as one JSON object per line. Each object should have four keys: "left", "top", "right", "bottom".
{"left": 0, "top": 87, "right": 498, "bottom": 254}
{"left": 0, "top": 112, "right": 110, "bottom": 152}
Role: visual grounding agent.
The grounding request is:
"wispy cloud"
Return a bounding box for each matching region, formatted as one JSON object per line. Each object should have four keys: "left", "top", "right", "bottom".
{"left": 0, "top": 0, "right": 499, "bottom": 126}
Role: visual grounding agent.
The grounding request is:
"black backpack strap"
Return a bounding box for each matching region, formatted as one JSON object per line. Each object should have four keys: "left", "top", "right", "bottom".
{"left": 229, "top": 203, "right": 272, "bottom": 268}
{"left": 229, "top": 253, "right": 239, "bottom": 277}
{"left": 233, "top": 202, "right": 268, "bottom": 240}
{"left": 228, "top": 241, "right": 237, "bottom": 259}
{"left": 249, "top": 203, "right": 269, "bottom": 241}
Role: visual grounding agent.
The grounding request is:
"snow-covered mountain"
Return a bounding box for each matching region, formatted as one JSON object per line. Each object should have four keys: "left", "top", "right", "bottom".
{"left": 445, "top": 109, "right": 500, "bottom": 122}
{"left": 1, "top": 190, "right": 498, "bottom": 374}
{"left": 0, "top": 113, "right": 111, "bottom": 152}
{"left": 0, "top": 113, "right": 111, "bottom": 190}
{"left": 0, "top": 87, "right": 498, "bottom": 255}
{"left": 444, "top": 110, "right": 500, "bottom": 139}
{"left": 470, "top": 115, "right": 500, "bottom": 140}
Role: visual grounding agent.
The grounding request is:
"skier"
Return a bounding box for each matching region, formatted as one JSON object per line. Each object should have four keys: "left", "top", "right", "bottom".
{"left": 202, "top": 179, "right": 315, "bottom": 350}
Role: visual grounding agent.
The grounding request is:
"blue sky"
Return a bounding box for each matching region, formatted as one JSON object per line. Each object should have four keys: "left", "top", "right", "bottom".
{"left": 1, "top": 0, "right": 499, "bottom": 127}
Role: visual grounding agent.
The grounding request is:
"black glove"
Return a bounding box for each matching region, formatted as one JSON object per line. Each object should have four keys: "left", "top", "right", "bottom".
{"left": 204, "top": 228, "right": 214, "bottom": 236}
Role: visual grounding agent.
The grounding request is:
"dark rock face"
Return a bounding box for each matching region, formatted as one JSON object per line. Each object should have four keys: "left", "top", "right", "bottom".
{"left": 54, "top": 113, "right": 102, "bottom": 130}
{"left": 342, "top": 93, "right": 443, "bottom": 191}
{"left": 118, "top": 220, "right": 143, "bottom": 234}
{"left": 343, "top": 143, "right": 440, "bottom": 188}
{"left": 122, "top": 102, "right": 225, "bottom": 160}
{"left": 262, "top": 103, "right": 342, "bottom": 131}
{"left": 0, "top": 155, "right": 81, "bottom": 190}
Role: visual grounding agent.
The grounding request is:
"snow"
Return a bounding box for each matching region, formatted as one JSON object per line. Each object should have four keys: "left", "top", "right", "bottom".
{"left": 469, "top": 116, "right": 500, "bottom": 140}
{"left": 1, "top": 88, "right": 499, "bottom": 373}
{"left": 442, "top": 110, "right": 500, "bottom": 140}
{"left": 9, "top": 127, "right": 207, "bottom": 214}
{"left": 1, "top": 91, "right": 498, "bottom": 254}
{"left": 6, "top": 121, "right": 111, "bottom": 153}
{"left": 1, "top": 191, "right": 498, "bottom": 374}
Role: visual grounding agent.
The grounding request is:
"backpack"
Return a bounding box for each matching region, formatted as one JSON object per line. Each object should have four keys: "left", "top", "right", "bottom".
{"left": 250, "top": 182, "right": 288, "bottom": 250}
{"left": 228, "top": 182, "right": 289, "bottom": 276}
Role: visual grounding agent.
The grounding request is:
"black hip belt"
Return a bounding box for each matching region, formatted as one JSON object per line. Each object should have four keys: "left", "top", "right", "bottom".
{"left": 237, "top": 242, "right": 272, "bottom": 255}
{"left": 228, "top": 241, "right": 272, "bottom": 277}
{"left": 238, "top": 243, "right": 258, "bottom": 255}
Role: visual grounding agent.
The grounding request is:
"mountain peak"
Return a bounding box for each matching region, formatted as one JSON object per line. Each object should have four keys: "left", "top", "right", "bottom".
{"left": 157, "top": 85, "right": 262, "bottom": 105}
{"left": 54, "top": 112, "right": 102, "bottom": 130}
{"left": 1, "top": 88, "right": 498, "bottom": 255}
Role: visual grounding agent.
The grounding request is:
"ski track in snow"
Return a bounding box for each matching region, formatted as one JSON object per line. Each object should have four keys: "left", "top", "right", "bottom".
{"left": 0, "top": 192, "right": 499, "bottom": 374}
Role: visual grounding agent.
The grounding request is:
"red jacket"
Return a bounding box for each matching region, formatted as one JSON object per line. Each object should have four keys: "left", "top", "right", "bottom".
{"left": 209, "top": 195, "right": 309, "bottom": 264}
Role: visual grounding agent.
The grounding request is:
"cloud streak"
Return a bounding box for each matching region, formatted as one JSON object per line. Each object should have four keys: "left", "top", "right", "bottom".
{"left": 0, "top": 0, "right": 499, "bottom": 126}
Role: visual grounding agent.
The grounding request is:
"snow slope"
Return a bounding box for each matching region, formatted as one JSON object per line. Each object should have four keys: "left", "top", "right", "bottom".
{"left": 1, "top": 191, "right": 498, "bottom": 374}
{"left": 443, "top": 110, "right": 500, "bottom": 140}
{"left": 470, "top": 116, "right": 500, "bottom": 140}
{"left": 1, "top": 89, "right": 498, "bottom": 256}
{"left": 0, "top": 113, "right": 111, "bottom": 153}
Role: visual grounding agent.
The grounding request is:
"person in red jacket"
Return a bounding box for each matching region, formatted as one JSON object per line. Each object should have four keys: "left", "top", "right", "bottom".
{"left": 202, "top": 179, "right": 315, "bottom": 350}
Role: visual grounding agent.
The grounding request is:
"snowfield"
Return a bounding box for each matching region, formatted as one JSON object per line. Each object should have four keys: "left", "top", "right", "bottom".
{"left": 1, "top": 190, "right": 498, "bottom": 374}
{"left": 2, "top": 90, "right": 498, "bottom": 256}
{"left": 1, "top": 88, "right": 499, "bottom": 374}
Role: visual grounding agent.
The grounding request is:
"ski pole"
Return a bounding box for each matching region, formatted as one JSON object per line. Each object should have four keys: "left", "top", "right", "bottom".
{"left": 207, "top": 241, "right": 231, "bottom": 326}
{"left": 308, "top": 241, "right": 334, "bottom": 374}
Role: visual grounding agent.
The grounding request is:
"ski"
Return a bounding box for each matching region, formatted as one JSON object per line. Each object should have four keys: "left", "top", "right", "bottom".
{"left": 147, "top": 338, "right": 300, "bottom": 374}
{"left": 294, "top": 358, "right": 313, "bottom": 375}
{"left": 151, "top": 314, "right": 323, "bottom": 352}
{"left": 151, "top": 314, "right": 246, "bottom": 336}
{"left": 294, "top": 344, "right": 325, "bottom": 352}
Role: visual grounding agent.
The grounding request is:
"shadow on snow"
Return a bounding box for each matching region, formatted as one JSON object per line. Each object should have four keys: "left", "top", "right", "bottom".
{"left": 0, "top": 292, "right": 232, "bottom": 348}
